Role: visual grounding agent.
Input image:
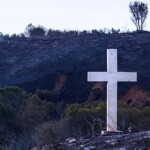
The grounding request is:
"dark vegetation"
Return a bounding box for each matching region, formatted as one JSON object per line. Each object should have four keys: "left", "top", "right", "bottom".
{"left": 0, "top": 20, "right": 150, "bottom": 148}
{"left": 0, "top": 86, "right": 149, "bottom": 149}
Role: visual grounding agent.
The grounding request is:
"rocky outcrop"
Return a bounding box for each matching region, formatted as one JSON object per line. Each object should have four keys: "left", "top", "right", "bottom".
{"left": 31, "top": 131, "right": 150, "bottom": 150}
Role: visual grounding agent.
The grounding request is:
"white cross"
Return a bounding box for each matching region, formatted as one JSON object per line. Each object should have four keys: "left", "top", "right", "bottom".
{"left": 87, "top": 49, "right": 137, "bottom": 131}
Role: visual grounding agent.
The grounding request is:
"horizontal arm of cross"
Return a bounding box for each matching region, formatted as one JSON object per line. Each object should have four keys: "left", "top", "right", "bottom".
{"left": 88, "top": 72, "right": 137, "bottom": 82}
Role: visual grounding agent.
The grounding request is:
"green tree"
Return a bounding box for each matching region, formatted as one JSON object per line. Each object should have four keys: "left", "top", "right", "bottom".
{"left": 65, "top": 102, "right": 106, "bottom": 136}
{"left": 24, "top": 24, "right": 46, "bottom": 37}
{"left": 129, "top": 1, "right": 148, "bottom": 31}
{"left": 0, "top": 86, "right": 29, "bottom": 112}
{"left": 18, "top": 94, "right": 56, "bottom": 130}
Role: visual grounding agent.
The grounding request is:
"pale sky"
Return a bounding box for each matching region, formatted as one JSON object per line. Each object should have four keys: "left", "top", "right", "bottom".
{"left": 0, "top": 0, "right": 149, "bottom": 34}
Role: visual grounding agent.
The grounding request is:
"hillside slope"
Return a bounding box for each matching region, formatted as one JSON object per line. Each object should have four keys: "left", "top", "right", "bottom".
{"left": 0, "top": 32, "right": 150, "bottom": 103}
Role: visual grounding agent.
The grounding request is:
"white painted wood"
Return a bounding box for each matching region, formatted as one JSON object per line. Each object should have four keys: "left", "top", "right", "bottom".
{"left": 107, "top": 49, "right": 117, "bottom": 72}
{"left": 88, "top": 72, "right": 137, "bottom": 82}
{"left": 87, "top": 49, "right": 137, "bottom": 131}
{"left": 107, "top": 81, "right": 117, "bottom": 131}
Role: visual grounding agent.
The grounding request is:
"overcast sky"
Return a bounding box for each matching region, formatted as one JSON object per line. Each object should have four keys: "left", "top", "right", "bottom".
{"left": 0, "top": 0, "right": 149, "bottom": 34}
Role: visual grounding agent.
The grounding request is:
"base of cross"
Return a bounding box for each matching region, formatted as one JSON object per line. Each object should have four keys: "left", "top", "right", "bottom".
{"left": 101, "top": 130, "right": 123, "bottom": 136}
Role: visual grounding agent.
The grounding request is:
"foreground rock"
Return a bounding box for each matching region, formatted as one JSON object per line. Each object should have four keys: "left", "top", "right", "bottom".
{"left": 31, "top": 131, "right": 150, "bottom": 150}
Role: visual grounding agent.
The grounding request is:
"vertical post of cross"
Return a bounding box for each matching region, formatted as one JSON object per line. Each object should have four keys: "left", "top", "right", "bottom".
{"left": 107, "top": 49, "right": 118, "bottom": 131}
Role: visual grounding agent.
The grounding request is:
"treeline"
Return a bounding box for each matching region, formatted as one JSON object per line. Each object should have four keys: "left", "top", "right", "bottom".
{"left": 24, "top": 24, "right": 122, "bottom": 37}
{"left": 0, "top": 24, "right": 123, "bottom": 40}
{"left": 0, "top": 86, "right": 149, "bottom": 149}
